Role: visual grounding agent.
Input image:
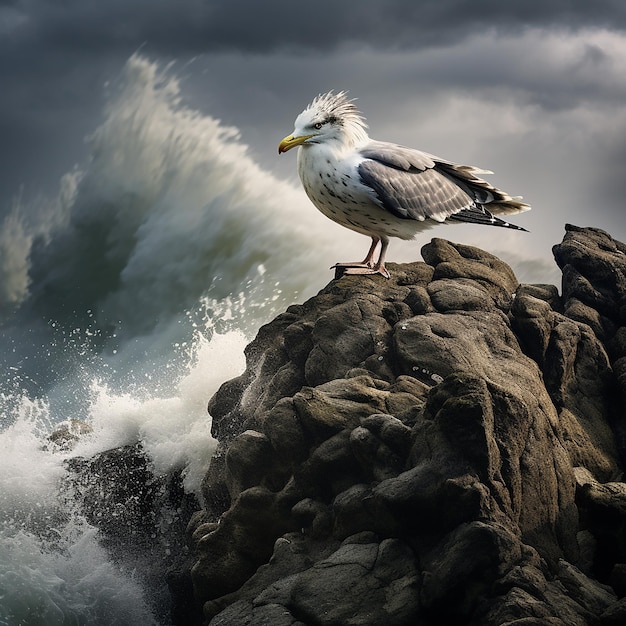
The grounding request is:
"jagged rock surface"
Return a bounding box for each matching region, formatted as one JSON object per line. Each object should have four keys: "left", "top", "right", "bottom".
{"left": 64, "top": 443, "right": 201, "bottom": 625}
{"left": 186, "top": 225, "right": 626, "bottom": 626}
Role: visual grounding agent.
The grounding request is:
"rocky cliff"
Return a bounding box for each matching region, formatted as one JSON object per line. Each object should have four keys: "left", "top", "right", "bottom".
{"left": 63, "top": 224, "right": 626, "bottom": 625}
{"left": 188, "top": 224, "right": 626, "bottom": 625}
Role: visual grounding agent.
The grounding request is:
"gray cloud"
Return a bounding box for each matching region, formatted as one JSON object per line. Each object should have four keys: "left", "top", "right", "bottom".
{"left": 1, "top": 0, "right": 626, "bottom": 255}
{"left": 3, "top": 1, "right": 626, "bottom": 58}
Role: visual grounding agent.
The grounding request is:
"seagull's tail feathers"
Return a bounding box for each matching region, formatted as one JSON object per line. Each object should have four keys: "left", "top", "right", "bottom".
{"left": 447, "top": 205, "right": 528, "bottom": 231}
{"left": 436, "top": 162, "right": 531, "bottom": 217}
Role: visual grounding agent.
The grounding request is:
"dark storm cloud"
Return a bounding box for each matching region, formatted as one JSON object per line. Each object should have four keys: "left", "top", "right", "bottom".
{"left": 3, "top": 0, "right": 626, "bottom": 56}
{"left": 191, "top": 0, "right": 626, "bottom": 52}
{"left": 591, "top": 135, "right": 626, "bottom": 219}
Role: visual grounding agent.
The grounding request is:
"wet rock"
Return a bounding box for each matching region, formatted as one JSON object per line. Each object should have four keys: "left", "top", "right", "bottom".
{"left": 64, "top": 443, "right": 200, "bottom": 624}
{"left": 46, "top": 419, "right": 93, "bottom": 451}
{"left": 188, "top": 227, "right": 626, "bottom": 625}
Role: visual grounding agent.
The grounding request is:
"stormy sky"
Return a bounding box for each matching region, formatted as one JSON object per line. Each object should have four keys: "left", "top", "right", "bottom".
{"left": 2, "top": 0, "right": 626, "bottom": 284}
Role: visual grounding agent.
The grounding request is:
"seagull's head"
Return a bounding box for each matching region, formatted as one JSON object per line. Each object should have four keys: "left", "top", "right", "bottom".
{"left": 279, "top": 90, "right": 369, "bottom": 155}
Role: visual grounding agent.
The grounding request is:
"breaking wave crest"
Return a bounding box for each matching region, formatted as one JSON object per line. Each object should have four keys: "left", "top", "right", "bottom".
{"left": 0, "top": 54, "right": 352, "bottom": 624}
{"left": 4, "top": 55, "right": 334, "bottom": 336}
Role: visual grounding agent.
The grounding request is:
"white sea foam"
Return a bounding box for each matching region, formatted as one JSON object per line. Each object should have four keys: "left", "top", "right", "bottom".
{"left": 0, "top": 394, "right": 158, "bottom": 624}
{"left": 0, "top": 323, "right": 247, "bottom": 623}
{"left": 0, "top": 526, "right": 158, "bottom": 626}
{"left": 0, "top": 54, "right": 330, "bottom": 623}
{"left": 74, "top": 329, "right": 247, "bottom": 495}
{"left": 0, "top": 396, "right": 61, "bottom": 523}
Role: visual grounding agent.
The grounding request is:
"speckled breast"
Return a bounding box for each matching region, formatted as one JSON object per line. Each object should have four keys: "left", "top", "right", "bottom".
{"left": 298, "top": 151, "right": 418, "bottom": 241}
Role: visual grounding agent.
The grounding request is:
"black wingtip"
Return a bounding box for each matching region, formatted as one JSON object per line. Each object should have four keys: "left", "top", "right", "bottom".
{"left": 448, "top": 206, "right": 529, "bottom": 232}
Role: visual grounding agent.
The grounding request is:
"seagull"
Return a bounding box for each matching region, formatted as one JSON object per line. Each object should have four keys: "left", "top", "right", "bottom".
{"left": 278, "top": 91, "right": 530, "bottom": 278}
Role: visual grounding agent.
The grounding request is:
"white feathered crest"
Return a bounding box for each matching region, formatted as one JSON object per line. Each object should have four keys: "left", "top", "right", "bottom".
{"left": 306, "top": 91, "right": 368, "bottom": 130}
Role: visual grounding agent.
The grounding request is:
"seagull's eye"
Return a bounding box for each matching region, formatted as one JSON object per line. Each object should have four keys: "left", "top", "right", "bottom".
{"left": 314, "top": 122, "right": 323, "bottom": 130}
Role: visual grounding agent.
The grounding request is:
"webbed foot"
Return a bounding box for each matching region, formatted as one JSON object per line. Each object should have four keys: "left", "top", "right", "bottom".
{"left": 332, "top": 263, "right": 390, "bottom": 279}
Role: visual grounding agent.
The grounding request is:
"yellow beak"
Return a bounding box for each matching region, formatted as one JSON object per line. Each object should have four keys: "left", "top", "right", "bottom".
{"left": 278, "top": 133, "right": 314, "bottom": 154}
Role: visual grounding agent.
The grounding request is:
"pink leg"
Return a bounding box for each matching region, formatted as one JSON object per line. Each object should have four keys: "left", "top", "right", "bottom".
{"left": 361, "top": 237, "right": 381, "bottom": 266}
{"left": 332, "top": 237, "right": 380, "bottom": 270}
{"left": 373, "top": 237, "right": 390, "bottom": 278}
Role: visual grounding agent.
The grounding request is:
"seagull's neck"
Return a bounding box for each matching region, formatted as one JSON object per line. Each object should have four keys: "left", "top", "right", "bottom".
{"left": 301, "top": 132, "right": 369, "bottom": 162}
{"left": 343, "top": 124, "right": 370, "bottom": 152}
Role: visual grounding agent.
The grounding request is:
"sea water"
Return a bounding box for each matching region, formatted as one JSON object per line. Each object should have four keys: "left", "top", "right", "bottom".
{"left": 0, "top": 55, "right": 345, "bottom": 625}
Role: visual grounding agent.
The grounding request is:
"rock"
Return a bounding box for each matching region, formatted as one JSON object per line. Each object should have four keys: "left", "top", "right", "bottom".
{"left": 602, "top": 597, "right": 626, "bottom": 624}
{"left": 187, "top": 226, "right": 626, "bottom": 625}
{"left": 512, "top": 268, "right": 622, "bottom": 481}
{"left": 280, "top": 536, "right": 420, "bottom": 625}
{"left": 553, "top": 225, "right": 626, "bottom": 338}
{"left": 511, "top": 284, "right": 561, "bottom": 367}
{"left": 419, "top": 521, "right": 523, "bottom": 618}
{"left": 225, "top": 430, "right": 283, "bottom": 497}
{"left": 192, "top": 485, "right": 297, "bottom": 603}
{"left": 64, "top": 443, "right": 201, "bottom": 624}
{"left": 350, "top": 413, "right": 412, "bottom": 481}
{"left": 556, "top": 559, "right": 616, "bottom": 616}
{"left": 206, "top": 533, "right": 419, "bottom": 626}
{"left": 553, "top": 224, "right": 626, "bottom": 462}
{"left": 393, "top": 309, "right": 521, "bottom": 385}
{"left": 575, "top": 467, "right": 626, "bottom": 586}
{"left": 427, "top": 278, "right": 496, "bottom": 312}
{"left": 46, "top": 419, "right": 93, "bottom": 451}
{"left": 422, "top": 238, "right": 519, "bottom": 310}
{"left": 304, "top": 296, "right": 400, "bottom": 386}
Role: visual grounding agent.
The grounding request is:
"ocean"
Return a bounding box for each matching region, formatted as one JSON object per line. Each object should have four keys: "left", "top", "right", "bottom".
{"left": 0, "top": 55, "right": 345, "bottom": 625}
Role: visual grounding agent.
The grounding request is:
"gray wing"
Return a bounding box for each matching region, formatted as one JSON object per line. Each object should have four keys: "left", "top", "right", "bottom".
{"left": 360, "top": 140, "right": 441, "bottom": 171}
{"left": 358, "top": 140, "right": 530, "bottom": 223}
{"left": 358, "top": 141, "right": 475, "bottom": 222}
